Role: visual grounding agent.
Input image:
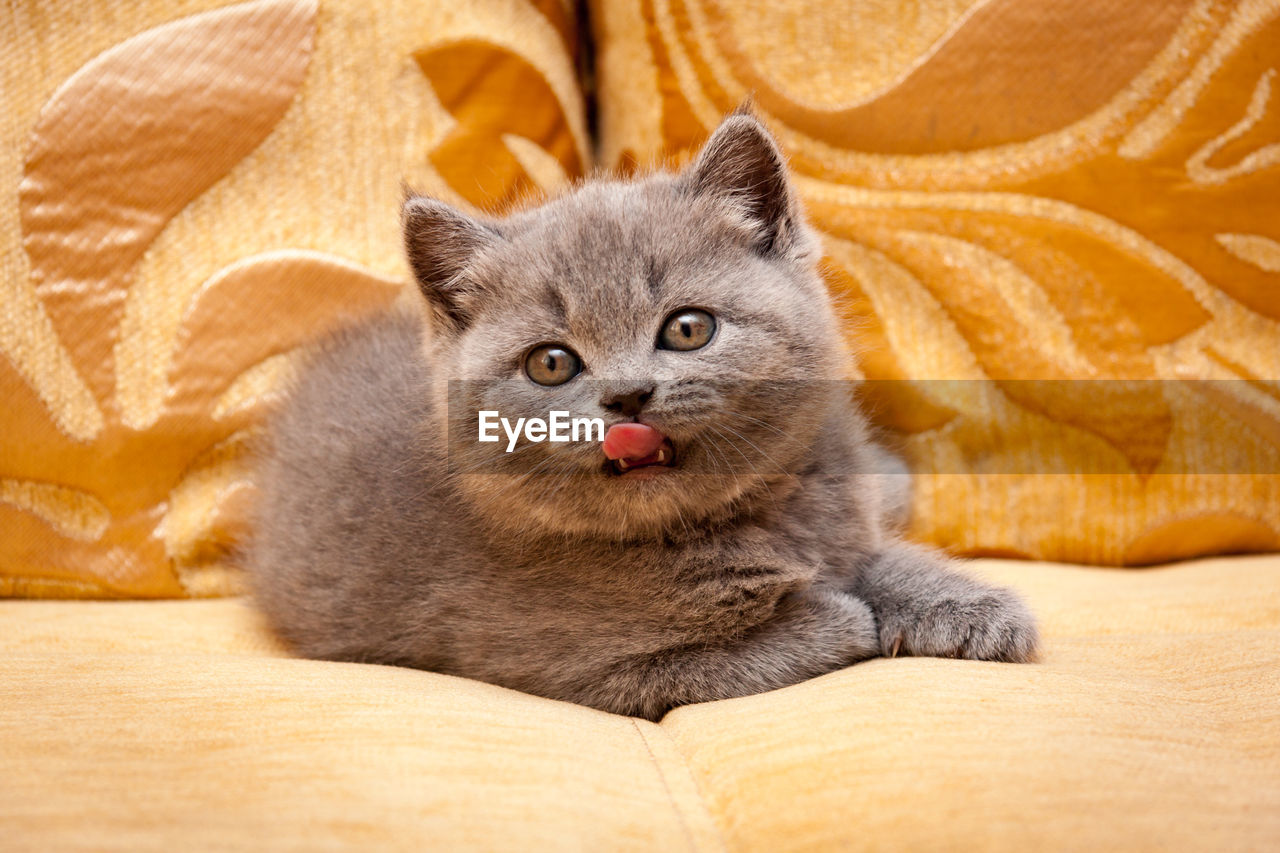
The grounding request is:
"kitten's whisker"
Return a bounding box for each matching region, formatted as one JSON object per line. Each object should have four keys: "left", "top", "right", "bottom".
{"left": 513, "top": 451, "right": 570, "bottom": 489}
{"left": 527, "top": 450, "right": 592, "bottom": 507}
{"left": 719, "top": 409, "right": 791, "bottom": 440}
{"left": 445, "top": 441, "right": 546, "bottom": 477}
{"left": 671, "top": 502, "right": 693, "bottom": 540}
{"left": 704, "top": 423, "right": 779, "bottom": 514}
{"left": 694, "top": 435, "right": 739, "bottom": 493}
{"left": 704, "top": 434, "right": 738, "bottom": 487}
{"left": 446, "top": 449, "right": 539, "bottom": 477}
{"left": 714, "top": 422, "right": 791, "bottom": 476}
{"left": 693, "top": 436, "right": 725, "bottom": 479}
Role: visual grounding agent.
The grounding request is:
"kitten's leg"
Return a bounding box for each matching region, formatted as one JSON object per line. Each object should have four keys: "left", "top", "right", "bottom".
{"left": 867, "top": 443, "right": 912, "bottom": 531}
{"left": 593, "top": 588, "right": 878, "bottom": 720}
{"left": 850, "top": 542, "right": 1039, "bottom": 663}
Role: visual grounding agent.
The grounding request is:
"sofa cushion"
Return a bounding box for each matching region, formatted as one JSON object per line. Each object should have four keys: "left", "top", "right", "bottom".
{"left": 3, "top": 555, "right": 1278, "bottom": 850}
{"left": 590, "top": 0, "right": 1280, "bottom": 565}
{"left": 0, "top": 0, "right": 586, "bottom": 598}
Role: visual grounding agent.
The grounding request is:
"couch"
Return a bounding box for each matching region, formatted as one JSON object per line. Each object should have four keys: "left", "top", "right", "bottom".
{"left": 3, "top": 0, "right": 1279, "bottom": 849}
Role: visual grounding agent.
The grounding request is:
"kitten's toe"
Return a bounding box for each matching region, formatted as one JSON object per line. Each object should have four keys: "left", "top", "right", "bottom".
{"left": 881, "top": 588, "right": 1039, "bottom": 663}
{"left": 954, "top": 591, "right": 1039, "bottom": 662}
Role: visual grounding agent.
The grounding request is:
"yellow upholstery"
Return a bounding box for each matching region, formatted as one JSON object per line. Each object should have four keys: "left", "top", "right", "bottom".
{"left": 5, "top": 0, "right": 1280, "bottom": 599}
{"left": 592, "top": 0, "right": 1280, "bottom": 565}
{"left": 0, "top": 0, "right": 584, "bottom": 598}
{"left": 4, "top": 555, "right": 1278, "bottom": 850}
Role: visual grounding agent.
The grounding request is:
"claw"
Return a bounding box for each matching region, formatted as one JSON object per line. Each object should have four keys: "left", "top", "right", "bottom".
{"left": 889, "top": 636, "right": 902, "bottom": 658}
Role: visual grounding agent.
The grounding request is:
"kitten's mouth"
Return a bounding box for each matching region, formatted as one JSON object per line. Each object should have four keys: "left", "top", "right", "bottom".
{"left": 610, "top": 439, "right": 676, "bottom": 474}
{"left": 602, "top": 423, "right": 677, "bottom": 475}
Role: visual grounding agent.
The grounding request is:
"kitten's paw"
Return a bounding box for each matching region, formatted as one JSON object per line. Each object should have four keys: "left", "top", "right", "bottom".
{"left": 879, "top": 586, "right": 1039, "bottom": 663}
{"left": 824, "top": 591, "right": 882, "bottom": 663}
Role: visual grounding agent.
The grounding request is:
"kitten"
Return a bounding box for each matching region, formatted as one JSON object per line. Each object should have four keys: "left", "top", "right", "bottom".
{"left": 250, "top": 113, "right": 1037, "bottom": 721}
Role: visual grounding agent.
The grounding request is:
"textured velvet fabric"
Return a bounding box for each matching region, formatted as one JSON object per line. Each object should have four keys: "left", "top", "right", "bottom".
{"left": 0, "top": 0, "right": 584, "bottom": 597}
{"left": 591, "top": 0, "right": 1280, "bottom": 565}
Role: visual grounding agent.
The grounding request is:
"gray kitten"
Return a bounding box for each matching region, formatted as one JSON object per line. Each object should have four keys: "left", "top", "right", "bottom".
{"left": 250, "top": 114, "right": 1037, "bottom": 720}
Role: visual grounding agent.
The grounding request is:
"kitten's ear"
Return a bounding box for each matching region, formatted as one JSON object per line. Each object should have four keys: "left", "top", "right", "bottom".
{"left": 681, "top": 112, "right": 811, "bottom": 259}
{"left": 401, "top": 193, "right": 500, "bottom": 333}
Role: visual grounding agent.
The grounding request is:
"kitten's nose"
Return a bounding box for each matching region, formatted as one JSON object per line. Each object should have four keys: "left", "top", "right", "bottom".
{"left": 600, "top": 385, "right": 655, "bottom": 417}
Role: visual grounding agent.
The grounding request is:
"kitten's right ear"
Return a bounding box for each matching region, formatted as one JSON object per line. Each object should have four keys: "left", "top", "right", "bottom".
{"left": 680, "top": 111, "right": 811, "bottom": 260}
{"left": 401, "top": 194, "right": 500, "bottom": 334}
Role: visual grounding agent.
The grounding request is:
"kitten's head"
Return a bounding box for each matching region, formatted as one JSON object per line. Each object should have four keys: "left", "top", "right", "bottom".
{"left": 403, "top": 113, "right": 849, "bottom": 540}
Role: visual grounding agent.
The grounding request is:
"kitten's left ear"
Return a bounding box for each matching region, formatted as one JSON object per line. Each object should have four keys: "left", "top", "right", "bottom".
{"left": 681, "top": 112, "right": 812, "bottom": 260}
{"left": 401, "top": 193, "right": 501, "bottom": 334}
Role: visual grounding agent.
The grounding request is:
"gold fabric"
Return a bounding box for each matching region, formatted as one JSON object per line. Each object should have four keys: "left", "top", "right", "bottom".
{"left": 0, "top": 0, "right": 586, "bottom": 597}
{"left": 591, "top": 0, "right": 1280, "bottom": 565}
{"left": 5, "top": 0, "right": 1278, "bottom": 596}
{"left": 2, "top": 554, "right": 1278, "bottom": 850}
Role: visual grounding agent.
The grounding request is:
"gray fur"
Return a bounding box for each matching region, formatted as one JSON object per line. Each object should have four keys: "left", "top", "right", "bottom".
{"left": 249, "top": 114, "right": 1038, "bottom": 720}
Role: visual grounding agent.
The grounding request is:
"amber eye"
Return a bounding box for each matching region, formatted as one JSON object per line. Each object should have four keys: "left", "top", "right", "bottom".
{"left": 658, "top": 309, "right": 716, "bottom": 351}
{"left": 525, "top": 344, "right": 582, "bottom": 386}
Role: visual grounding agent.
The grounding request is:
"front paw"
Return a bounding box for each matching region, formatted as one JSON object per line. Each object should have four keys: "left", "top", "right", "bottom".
{"left": 878, "top": 586, "right": 1039, "bottom": 663}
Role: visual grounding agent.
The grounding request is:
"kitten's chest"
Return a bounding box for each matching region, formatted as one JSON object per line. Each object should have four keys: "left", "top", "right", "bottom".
{"left": 508, "top": 539, "right": 803, "bottom": 647}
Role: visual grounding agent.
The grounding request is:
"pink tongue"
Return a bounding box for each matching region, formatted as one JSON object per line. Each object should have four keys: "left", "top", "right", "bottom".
{"left": 602, "top": 423, "right": 666, "bottom": 461}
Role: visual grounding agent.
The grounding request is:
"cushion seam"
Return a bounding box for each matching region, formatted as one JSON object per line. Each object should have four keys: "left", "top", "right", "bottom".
{"left": 630, "top": 717, "right": 726, "bottom": 853}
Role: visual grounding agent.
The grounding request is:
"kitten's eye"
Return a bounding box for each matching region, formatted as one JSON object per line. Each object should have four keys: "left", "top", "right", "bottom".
{"left": 658, "top": 309, "right": 716, "bottom": 351}
{"left": 525, "top": 344, "right": 582, "bottom": 386}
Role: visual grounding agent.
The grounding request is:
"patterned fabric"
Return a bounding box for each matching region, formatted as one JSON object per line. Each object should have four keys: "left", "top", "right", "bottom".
{"left": 592, "top": 0, "right": 1280, "bottom": 565}
{"left": 0, "top": 0, "right": 585, "bottom": 597}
